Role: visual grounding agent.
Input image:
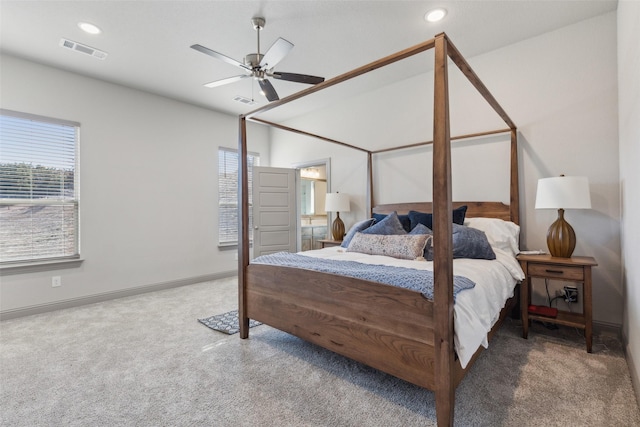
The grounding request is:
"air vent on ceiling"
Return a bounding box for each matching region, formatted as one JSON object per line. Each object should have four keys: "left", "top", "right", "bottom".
{"left": 59, "top": 38, "right": 108, "bottom": 60}
{"left": 233, "top": 95, "right": 256, "bottom": 105}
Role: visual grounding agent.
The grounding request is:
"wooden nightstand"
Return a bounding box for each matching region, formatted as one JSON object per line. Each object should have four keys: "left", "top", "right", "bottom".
{"left": 317, "top": 239, "right": 342, "bottom": 248}
{"left": 517, "top": 254, "right": 598, "bottom": 352}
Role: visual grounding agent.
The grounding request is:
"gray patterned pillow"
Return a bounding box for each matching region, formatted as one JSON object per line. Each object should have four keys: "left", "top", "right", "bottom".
{"left": 341, "top": 218, "right": 376, "bottom": 248}
{"left": 347, "top": 232, "right": 428, "bottom": 260}
{"left": 408, "top": 223, "right": 433, "bottom": 258}
{"left": 361, "top": 211, "right": 407, "bottom": 236}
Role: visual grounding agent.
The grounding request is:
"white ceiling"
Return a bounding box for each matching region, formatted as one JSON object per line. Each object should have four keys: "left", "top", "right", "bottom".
{"left": 0, "top": 1, "right": 617, "bottom": 121}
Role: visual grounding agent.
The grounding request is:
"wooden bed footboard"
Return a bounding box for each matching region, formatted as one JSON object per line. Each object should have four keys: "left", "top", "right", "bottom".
{"left": 245, "top": 264, "right": 519, "bottom": 391}
{"left": 246, "top": 263, "right": 441, "bottom": 389}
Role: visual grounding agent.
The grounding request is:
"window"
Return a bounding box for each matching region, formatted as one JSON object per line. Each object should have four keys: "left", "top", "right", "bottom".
{"left": 0, "top": 109, "right": 80, "bottom": 264}
{"left": 218, "top": 147, "right": 259, "bottom": 245}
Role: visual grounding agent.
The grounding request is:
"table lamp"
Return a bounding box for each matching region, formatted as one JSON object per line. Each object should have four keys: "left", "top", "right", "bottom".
{"left": 535, "top": 175, "right": 591, "bottom": 258}
{"left": 325, "top": 192, "right": 350, "bottom": 241}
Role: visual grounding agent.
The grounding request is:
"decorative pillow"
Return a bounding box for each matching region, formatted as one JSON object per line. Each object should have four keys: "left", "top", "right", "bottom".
{"left": 408, "top": 223, "right": 433, "bottom": 258}
{"left": 372, "top": 212, "right": 412, "bottom": 232}
{"left": 425, "top": 223, "right": 496, "bottom": 261}
{"left": 362, "top": 211, "right": 407, "bottom": 235}
{"left": 408, "top": 205, "right": 468, "bottom": 230}
{"left": 347, "top": 232, "right": 428, "bottom": 260}
{"left": 341, "top": 218, "right": 376, "bottom": 248}
{"left": 408, "top": 223, "right": 432, "bottom": 235}
{"left": 464, "top": 217, "right": 520, "bottom": 257}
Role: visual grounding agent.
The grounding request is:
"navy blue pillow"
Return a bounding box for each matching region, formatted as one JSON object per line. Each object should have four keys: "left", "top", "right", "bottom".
{"left": 341, "top": 218, "right": 376, "bottom": 248}
{"left": 408, "top": 205, "right": 468, "bottom": 230}
{"left": 372, "top": 212, "right": 411, "bottom": 232}
{"left": 362, "top": 211, "right": 407, "bottom": 235}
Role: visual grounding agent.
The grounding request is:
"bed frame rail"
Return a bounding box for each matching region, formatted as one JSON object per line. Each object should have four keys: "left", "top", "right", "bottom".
{"left": 246, "top": 264, "right": 440, "bottom": 389}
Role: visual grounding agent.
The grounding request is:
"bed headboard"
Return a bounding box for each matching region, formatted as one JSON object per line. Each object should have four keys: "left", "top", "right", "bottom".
{"left": 372, "top": 201, "right": 513, "bottom": 222}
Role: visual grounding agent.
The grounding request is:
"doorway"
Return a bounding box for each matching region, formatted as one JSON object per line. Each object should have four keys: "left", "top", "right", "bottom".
{"left": 292, "top": 159, "right": 331, "bottom": 250}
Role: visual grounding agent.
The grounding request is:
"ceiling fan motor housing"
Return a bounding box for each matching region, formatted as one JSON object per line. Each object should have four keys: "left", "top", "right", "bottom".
{"left": 244, "top": 53, "right": 264, "bottom": 68}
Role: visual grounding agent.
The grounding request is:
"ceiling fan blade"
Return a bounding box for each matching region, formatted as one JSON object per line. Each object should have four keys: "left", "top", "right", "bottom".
{"left": 204, "top": 74, "right": 251, "bottom": 88}
{"left": 259, "top": 37, "right": 294, "bottom": 69}
{"left": 191, "top": 44, "right": 251, "bottom": 71}
{"left": 258, "top": 79, "right": 279, "bottom": 102}
{"left": 271, "top": 72, "right": 325, "bottom": 85}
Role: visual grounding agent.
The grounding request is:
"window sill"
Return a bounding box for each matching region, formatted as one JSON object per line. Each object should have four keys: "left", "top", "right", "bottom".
{"left": 0, "top": 258, "right": 84, "bottom": 275}
{"left": 218, "top": 242, "right": 253, "bottom": 248}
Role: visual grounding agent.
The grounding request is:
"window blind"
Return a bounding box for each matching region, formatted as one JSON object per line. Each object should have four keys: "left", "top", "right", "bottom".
{"left": 218, "top": 147, "right": 259, "bottom": 245}
{"left": 0, "top": 109, "right": 80, "bottom": 263}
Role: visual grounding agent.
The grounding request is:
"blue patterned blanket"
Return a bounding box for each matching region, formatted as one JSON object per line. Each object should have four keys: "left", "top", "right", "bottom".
{"left": 252, "top": 252, "right": 475, "bottom": 301}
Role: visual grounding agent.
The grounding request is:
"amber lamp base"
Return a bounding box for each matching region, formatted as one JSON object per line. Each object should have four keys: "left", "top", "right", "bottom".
{"left": 546, "top": 208, "right": 576, "bottom": 258}
{"left": 331, "top": 212, "right": 345, "bottom": 241}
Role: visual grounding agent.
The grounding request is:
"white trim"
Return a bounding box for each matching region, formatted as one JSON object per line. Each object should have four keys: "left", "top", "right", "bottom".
{"left": 0, "top": 257, "right": 83, "bottom": 275}
{"left": 0, "top": 108, "right": 80, "bottom": 127}
{"left": 593, "top": 319, "right": 622, "bottom": 339}
{"left": 626, "top": 340, "right": 640, "bottom": 411}
{"left": 0, "top": 271, "right": 235, "bottom": 320}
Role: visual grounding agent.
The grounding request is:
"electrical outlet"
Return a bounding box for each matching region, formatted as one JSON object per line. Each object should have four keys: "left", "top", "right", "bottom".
{"left": 563, "top": 286, "right": 578, "bottom": 303}
{"left": 52, "top": 276, "right": 62, "bottom": 287}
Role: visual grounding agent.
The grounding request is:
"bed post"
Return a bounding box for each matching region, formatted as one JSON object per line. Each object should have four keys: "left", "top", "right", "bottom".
{"left": 367, "top": 152, "right": 374, "bottom": 216}
{"left": 510, "top": 129, "right": 520, "bottom": 224}
{"left": 433, "top": 33, "right": 455, "bottom": 427}
{"left": 238, "top": 116, "right": 250, "bottom": 339}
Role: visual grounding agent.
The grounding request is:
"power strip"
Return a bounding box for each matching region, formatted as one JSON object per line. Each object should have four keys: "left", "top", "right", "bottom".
{"left": 528, "top": 304, "right": 558, "bottom": 318}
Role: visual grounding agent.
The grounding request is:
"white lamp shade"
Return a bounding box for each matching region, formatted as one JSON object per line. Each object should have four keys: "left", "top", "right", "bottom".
{"left": 325, "top": 193, "right": 350, "bottom": 212}
{"left": 535, "top": 176, "right": 591, "bottom": 209}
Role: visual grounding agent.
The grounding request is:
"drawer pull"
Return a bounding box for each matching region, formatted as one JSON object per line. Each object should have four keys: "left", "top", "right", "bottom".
{"left": 545, "top": 269, "right": 564, "bottom": 274}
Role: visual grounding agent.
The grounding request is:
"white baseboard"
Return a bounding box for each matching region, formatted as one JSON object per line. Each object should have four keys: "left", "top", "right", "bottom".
{"left": 0, "top": 271, "right": 236, "bottom": 321}
{"left": 593, "top": 320, "right": 622, "bottom": 339}
{"left": 624, "top": 332, "right": 640, "bottom": 410}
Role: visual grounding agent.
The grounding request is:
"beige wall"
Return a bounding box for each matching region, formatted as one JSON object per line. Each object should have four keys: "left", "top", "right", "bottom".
{"left": 0, "top": 55, "right": 269, "bottom": 315}
{"left": 271, "top": 13, "right": 622, "bottom": 326}
{"left": 618, "top": 0, "right": 640, "bottom": 407}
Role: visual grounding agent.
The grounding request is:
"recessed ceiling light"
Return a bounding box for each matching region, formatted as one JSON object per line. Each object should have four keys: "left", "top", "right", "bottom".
{"left": 425, "top": 8, "right": 447, "bottom": 23}
{"left": 78, "top": 22, "right": 101, "bottom": 35}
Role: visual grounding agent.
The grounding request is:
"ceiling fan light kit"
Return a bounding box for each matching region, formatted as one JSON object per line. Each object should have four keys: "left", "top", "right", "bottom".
{"left": 191, "top": 16, "right": 325, "bottom": 102}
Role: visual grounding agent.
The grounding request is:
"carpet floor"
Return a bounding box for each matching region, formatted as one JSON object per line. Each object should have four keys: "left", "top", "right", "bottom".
{"left": 1, "top": 278, "right": 638, "bottom": 426}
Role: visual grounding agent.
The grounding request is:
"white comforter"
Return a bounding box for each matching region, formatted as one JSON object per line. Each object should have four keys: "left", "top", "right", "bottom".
{"left": 298, "top": 245, "right": 524, "bottom": 368}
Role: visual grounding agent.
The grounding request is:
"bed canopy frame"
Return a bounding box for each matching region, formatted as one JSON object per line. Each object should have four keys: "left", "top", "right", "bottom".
{"left": 236, "top": 33, "right": 518, "bottom": 426}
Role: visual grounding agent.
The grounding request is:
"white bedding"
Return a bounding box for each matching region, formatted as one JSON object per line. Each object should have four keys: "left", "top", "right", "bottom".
{"left": 298, "top": 245, "right": 524, "bottom": 368}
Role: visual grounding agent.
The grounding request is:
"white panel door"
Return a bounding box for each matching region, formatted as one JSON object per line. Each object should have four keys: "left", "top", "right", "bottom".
{"left": 252, "top": 167, "right": 297, "bottom": 257}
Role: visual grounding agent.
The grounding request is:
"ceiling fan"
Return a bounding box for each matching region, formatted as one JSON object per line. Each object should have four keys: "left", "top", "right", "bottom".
{"left": 191, "top": 17, "right": 325, "bottom": 102}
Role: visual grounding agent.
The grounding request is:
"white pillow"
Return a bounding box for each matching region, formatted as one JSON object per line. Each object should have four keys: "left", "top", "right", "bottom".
{"left": 463, "top": 217, "right": 520, "bottom": 257}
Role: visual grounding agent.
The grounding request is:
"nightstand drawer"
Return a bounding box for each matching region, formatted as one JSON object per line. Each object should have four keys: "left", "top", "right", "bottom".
{"left": 528, "top": 263, "right": 584, "bottom": 281}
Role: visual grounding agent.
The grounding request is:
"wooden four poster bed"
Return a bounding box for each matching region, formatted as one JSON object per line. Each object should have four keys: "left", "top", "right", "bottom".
{"left": 237, "top": 33, "right": 520, "bottom": 426}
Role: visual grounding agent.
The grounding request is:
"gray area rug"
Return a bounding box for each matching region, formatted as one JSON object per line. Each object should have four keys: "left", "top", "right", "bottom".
{"left": 198, "top": 309, "right": 262, "bottom": 335}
